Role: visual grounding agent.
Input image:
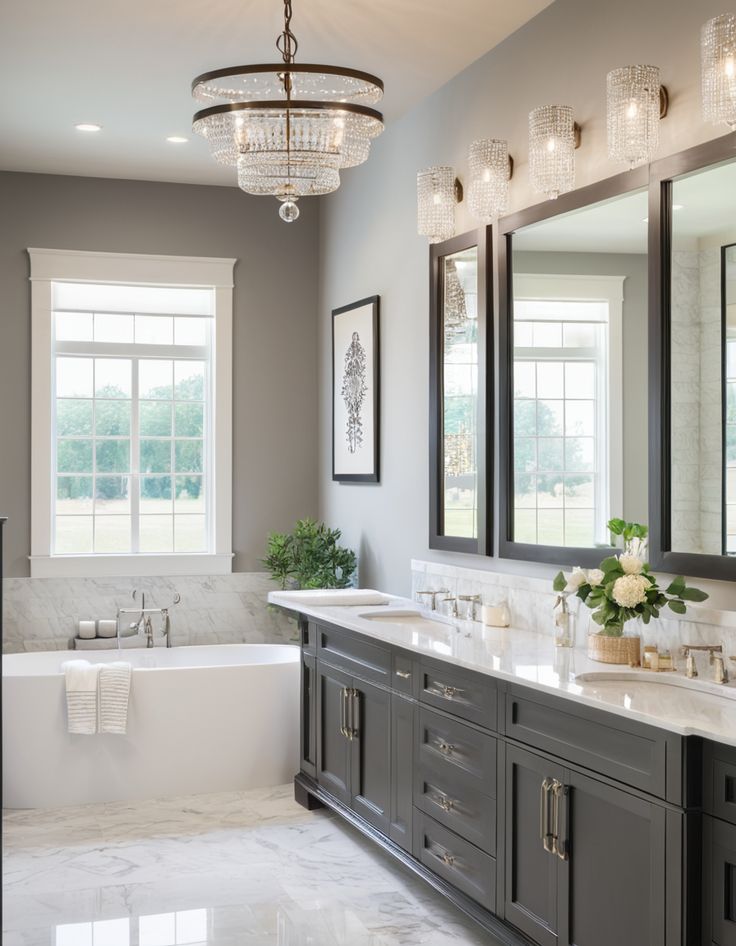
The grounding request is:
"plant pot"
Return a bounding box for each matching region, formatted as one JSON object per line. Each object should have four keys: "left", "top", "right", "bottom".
{"left": 587, "top": 632, "right": 641, "bottom": 665}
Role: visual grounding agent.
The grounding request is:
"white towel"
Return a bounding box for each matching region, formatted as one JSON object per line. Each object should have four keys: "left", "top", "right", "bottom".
{"left": 275, "top": 589, "right": 390, "bottom": 607}
{"left": 99, "top": 662, "right": 132, "bottom": 734}
{"left": 62, "top": 660, "right": 100, "bottom": 735}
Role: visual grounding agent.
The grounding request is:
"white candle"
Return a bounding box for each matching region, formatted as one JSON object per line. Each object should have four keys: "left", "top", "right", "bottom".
{"left": 482, "top": 603, "right": 510, "bottom": 627}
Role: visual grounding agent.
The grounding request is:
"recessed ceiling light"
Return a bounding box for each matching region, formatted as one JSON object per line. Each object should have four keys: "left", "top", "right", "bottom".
{"left": 75, "top": 123, "right": 102, "bottom": 132}
{"left": 166, "top": 136, "right": 189, "bottom": 144}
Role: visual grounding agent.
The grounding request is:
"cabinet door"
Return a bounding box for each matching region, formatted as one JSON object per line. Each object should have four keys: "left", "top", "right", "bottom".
{"left": 350, "top": 679, "right": 391, "bottom": 834}
{"left": 300, "top": 652, "right": 317, "bottom": 778}
{"left": 706, "top": 816, "right": 736, "bottom": 946}
{"left": 504, "top": 744, "right": 563, "bottom": 946}
{"left": 390, "top": 693, "right": 414, "bottom": 851}
{"left": 557, "top": 769, "right": 666, "bottom": 946}
{"left": 316, "top": 663, "right": 352, "bottom": 805}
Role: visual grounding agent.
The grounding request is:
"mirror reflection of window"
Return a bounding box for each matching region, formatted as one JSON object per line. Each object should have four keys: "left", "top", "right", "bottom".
{"left": 510, "top": 188, "right": 648, "bottom": 549}
{"left": 669, "top": 161, "right": 736, "bottom": 556}
{"left": 442, "top": 248, "right": 478, "bottom": 539}
{"left": 513, "top": 277, "right": 623, "bottom": 547}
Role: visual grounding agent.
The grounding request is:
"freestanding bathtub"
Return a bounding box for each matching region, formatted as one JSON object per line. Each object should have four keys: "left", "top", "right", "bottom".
{"left": 2, "top": 644, "right": 300, "bottom": 809}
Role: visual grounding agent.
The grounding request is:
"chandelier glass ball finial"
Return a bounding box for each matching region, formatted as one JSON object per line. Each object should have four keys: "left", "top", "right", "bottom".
{"left": 278, "top": 199, "right": 300, "bottom": 222}
{"left": 192, "top": 0, "right": 384, "bottom": 221}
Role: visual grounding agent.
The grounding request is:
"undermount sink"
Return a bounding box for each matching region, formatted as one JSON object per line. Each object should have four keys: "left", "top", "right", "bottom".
{"left": 575, "top": 669, "right": 736, "bottom": 702}
{"left": 357, "top": 609, "right": 457, "bottom": 634}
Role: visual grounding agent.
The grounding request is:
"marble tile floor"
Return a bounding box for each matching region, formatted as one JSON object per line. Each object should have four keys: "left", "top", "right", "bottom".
{"left": 3, "top": 785, "right": 502, "bottom": 946}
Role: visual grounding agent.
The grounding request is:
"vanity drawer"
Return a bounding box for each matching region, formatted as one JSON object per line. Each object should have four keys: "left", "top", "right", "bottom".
{"left": 392, "top": 652, "right": 416, "bottom": 697}
{"left": 419, "top": 659, "right": 497, "bottom": 730}
{"left": 317, "top": 624, "right": 391, "bottom": 687}
{"left": 414, "top": 764, "right": 496, "bottom": 854}
{"left": 413, "top": 810, "right": 496, "bottom": 911}
{"left": 705, "top": 743, "right": 736, "bottom": 826}
{"left": 506, "top": 687, "right": 668, "bottom": 798}
{"left": 417, "top": 707, "right": 496, "bottom": 796}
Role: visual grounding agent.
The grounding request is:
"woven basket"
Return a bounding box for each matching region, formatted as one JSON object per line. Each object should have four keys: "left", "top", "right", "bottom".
{"left": 587, "top": 632, "right": 641, "bottom": 665}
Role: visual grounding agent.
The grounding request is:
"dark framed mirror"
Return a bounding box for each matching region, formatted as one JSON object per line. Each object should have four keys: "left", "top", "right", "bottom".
{"left": 429, "top": 227, "right": 492, "bottom": 553}
{"left": 498, "top": 168, "right": 649, "bottom": 567}
{"left": 649, "top": 132, "right": 736, "bottom": 581}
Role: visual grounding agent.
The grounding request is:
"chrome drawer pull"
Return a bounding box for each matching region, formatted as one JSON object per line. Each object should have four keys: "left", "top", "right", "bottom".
{"left": 437, "top": 741, "right": 456, "bottom": 756}
{"left": 434, "top": 682, "right": 464, "bottom": 699}
{"left": 442, "top": 851, "right": 456, "bottom": 866}
{"left": 540, "top": 777, "right": 555, "bottom": 854}
{"left": 440, "top": 797, "right": 455, "bottom": 812}
{"left": 395, "top": 670, "right": 412, "bottom": 679}
{"left": 340, "top": 687, "right": 348, "bottom": 738}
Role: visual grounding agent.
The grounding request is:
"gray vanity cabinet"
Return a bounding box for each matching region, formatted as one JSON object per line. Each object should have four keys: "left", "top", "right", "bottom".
{"left": 503, "top": 743, "right": 668, "bottom": 946}
{"left": 390, "top": 692, "right": 415, "bottom": 851}
{"left": 316, "top": 661, "right": 352, "bottom": 805}
{"left": 504, "top": 744, "right": 564, "bottom": 946}
{"left": 704, "top": 742, "right": 736, "bottom": 945}
{"left": 349, "top": 677, "right": 392, "bottom": 834}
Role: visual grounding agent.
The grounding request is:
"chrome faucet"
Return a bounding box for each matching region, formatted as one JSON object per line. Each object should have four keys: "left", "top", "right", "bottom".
{"left": 458, "top": 594, "right": 481, "bottom": 620}
{"left": 680, "top": 644, "right": 727, "bottom": 683}
{"left": 416, "top": 589, "right": 449, "bottom": 612}
{"left": 116, "top": 589, "right": 180, "bottom": 648}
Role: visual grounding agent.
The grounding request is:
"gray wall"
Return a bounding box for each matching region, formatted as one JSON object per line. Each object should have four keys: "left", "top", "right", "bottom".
{"left": 317, "top": 0, "right": 736, "bottom": 608}
{"left": 0, "top": 172, "right": 319, "bottom": 576}
{"left": 514, "top": 251, "right": 649, "bottom": 525}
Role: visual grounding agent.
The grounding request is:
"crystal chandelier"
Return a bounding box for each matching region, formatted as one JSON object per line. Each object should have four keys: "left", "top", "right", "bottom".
{"left": 528, "top": 105, "right": 578, "bottom": 200}
{"left": 191, "top": 0, "right": 384, "bottom": 222}
{"left": 607, "top": 66, "right": 667, "bottom": 168}
{"left": 467, "top": 139, "right": 512, "bottom": 222}
{"left": 701, "top": 13, "right": 736, "bottom": 128}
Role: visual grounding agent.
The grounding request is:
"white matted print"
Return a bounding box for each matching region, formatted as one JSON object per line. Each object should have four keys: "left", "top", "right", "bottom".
{"left": 332, "top": 296, "right": 380, "bottom": 482}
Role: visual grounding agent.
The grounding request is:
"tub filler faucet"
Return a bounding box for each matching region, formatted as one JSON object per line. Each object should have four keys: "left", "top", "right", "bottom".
{"left": 116, "top": 590, "right": 181, "bottom": 648}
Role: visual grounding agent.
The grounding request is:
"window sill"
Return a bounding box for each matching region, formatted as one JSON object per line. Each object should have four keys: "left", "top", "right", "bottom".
{"left": 29, "top": 553, "right": 233, "bottom": 579}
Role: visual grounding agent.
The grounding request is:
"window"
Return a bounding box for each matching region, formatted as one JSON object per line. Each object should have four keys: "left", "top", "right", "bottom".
{"left": 30, "top": 250, "right": 234, "bottom": 577}
{"left": 513, "top": 274, "right": 624, "bottom": 548}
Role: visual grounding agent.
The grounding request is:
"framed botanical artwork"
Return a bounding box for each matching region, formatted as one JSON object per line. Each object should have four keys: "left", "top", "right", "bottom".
{"left": 332, "top": 296, "right": 380, "bottom": 482}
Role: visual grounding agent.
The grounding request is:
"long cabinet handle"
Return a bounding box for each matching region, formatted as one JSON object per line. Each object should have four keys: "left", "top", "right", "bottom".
{"left": 552, "top": 780, "right": 569, "bottom": 861}
{"left": 351, "top": 688, "right": 360, "bottom": 740}
{"left": 339, "top": 687, "right": 348, "bottom": 738}
{"left": 540, "top": 777, "right": 555, "bottom": 854}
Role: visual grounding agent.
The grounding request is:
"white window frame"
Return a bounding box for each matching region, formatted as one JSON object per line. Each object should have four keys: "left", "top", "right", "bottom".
{"left": 28, "top": 248, "right": 235, "bottom": 578}
{"left": 513, "top": 273, "right": 625, "bottom": 545}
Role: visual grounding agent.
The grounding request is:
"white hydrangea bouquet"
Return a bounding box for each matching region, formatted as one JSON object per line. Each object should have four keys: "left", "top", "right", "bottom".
{"left": 553, "top": 519, "right": 708, "bottom": 639}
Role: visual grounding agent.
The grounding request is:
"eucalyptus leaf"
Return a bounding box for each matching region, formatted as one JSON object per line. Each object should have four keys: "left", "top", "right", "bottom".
{"left": 552, "top": 571, "right": 567, "bottom": 593}
{"left": 679, "top": 587, "right": 709, "bottom": 602}
{"left": 668, "top": 599, "right": 687, "bottom": 614}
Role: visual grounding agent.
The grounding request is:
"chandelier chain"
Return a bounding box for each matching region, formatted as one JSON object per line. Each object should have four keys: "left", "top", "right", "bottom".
{"left": 276, "top": 0, "right": 299, "bottom": 64}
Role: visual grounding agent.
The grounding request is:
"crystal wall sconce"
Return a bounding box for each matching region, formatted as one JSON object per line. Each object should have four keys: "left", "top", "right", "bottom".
{"left": 607, "top": 66, "right": 668, "bottom": 168}
{"left": 702, "top": 13, "right": 736, "bottom": 128}
{"left": 528, "top": 105, "right": 580, "bottom": 200}
{"left": 417, "top": 166, "right": 463, "bottom": 243}
{"left": 467, "top": 139, "right": 513, "bottom": 222}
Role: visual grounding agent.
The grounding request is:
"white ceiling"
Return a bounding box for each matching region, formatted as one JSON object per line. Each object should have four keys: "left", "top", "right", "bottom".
{"left": 0, "top": 0, "right": 553, "bottom": 186}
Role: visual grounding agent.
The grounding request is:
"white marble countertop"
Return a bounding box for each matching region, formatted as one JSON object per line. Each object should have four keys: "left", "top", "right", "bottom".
{"left": 268, "top": 591, "right": 736, "bottom": 748}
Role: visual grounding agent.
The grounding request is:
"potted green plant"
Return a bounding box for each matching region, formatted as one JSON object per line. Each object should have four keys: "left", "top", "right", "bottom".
{"left": 553, "top": 519, "right": 709, "bottom": 664}
{"left": 263, "top": 518, "right": 358, "bottom": 590}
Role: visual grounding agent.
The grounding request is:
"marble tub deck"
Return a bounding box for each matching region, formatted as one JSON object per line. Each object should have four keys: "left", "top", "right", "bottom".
{"left": 2, "top": 785, "right": 500, "bottom": 946}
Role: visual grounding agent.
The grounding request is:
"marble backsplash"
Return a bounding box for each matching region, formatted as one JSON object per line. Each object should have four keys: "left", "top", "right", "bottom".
{"left": 411, "top": 559, "right": 736, "bottom": 656}
{"left": 2, "top": 573, "right": 297, "bottom": 653}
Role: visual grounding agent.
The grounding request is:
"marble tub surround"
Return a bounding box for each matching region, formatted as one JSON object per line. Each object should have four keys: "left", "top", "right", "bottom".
{"left": 3, "top": 572, "right": 295, "bottom": 653}
{"left": 2, "top": 785, "right": 495, "bottom": 946}
{"left": 269, "top": 590, "right": 736, "bottom": 746}
{"left": 411, "top": 559, "right": 736, "bottom": 655}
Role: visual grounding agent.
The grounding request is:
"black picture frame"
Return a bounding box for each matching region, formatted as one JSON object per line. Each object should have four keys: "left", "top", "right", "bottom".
{"left": 332, "top": 295, "right": 380, "bottom": 483}
{"left": 648, "top": 132, "right": 736, "bottom": 581}
{"left": 429, "top": 227, "right": 493, "bottom": 555}
{"left": 497, "top": 167, "right": 649, "bottom": 568}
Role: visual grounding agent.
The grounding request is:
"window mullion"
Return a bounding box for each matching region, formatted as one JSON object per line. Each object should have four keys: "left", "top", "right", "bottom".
{"left": 131, "top": 359, "right": 140, "bottom": 554}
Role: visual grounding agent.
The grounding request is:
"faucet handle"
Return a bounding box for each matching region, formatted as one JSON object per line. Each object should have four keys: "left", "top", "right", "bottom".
{"left": 713, "top": 654, "right": 729, "bottom": 685}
